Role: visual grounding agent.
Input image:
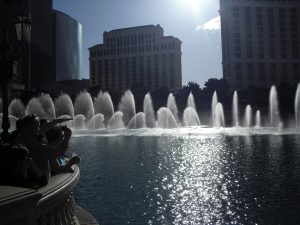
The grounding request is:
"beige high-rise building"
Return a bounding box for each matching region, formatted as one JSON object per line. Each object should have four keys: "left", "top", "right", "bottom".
{"left": 89, "top": 24, "right": 182, "bottom": 91}
{"left": 220, "top": 0, "right": 300, "bottom": 89}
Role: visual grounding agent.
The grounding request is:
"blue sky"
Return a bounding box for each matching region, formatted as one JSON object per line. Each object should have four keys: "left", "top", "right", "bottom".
{"left": 53, "top": 0, "right": 222, "bottom": 87}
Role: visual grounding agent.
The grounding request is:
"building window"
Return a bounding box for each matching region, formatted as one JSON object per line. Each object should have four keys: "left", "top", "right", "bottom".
{"left": 91, "top": 61, "right": 95, "bottom": 74}
{"left": 248, "top": 73, "right": 254, "bottom": 81}
{"left": 98, "top": 60, "right": 102, "bottom": 74}
{"left": 271, "top": 73, "right": 277, "bottom": 82}
{"left": 236, "top": 73, "right": 242, "bottom": 81}
{"left": 259, "top": 73, "right": 266, "bottom": 82}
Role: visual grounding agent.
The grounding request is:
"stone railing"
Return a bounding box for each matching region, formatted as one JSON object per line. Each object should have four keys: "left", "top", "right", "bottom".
{"left": 0, "top": 166, "right": 84, "bottom": 225}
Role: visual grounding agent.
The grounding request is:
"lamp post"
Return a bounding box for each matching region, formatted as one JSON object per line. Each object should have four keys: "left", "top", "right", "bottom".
{"left": 0, "top": 15, "right": 31, "bottom": 144}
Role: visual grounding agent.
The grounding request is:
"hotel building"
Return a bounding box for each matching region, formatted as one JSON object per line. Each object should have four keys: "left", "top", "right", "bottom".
{"left": 220, "top": 0, "right": 300, "bottom": 89}
{"left": 53, "top": 10, "right": 82, "bottom": 81}
{"left": 89, "top": 24, "right": 182, "bottom": 91}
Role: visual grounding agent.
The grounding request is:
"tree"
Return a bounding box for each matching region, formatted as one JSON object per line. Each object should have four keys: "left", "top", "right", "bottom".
{"left": 130, "top": 83, "right": 149, "bottom": 113}
{"left": 203, "top": 78, "right": 229, "bottom": 94}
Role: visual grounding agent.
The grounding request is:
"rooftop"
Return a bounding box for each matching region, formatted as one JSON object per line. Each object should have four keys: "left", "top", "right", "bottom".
{"left": 105, "top": 24, "right": 162, "bottom": 33}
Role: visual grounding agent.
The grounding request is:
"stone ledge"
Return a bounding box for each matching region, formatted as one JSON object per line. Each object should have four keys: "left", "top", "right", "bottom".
{"left": 75, "top": 205, "right": 99, "bottom": 225}
{"left": 0, "top": 166, "right": 98, "bottom": 225}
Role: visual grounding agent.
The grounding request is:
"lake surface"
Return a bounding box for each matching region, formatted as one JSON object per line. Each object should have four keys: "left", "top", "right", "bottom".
{"left": 71, "top": 128, "right": 300, "bottom": 225}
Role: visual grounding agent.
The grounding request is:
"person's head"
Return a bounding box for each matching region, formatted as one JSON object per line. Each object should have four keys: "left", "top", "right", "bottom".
{"left": 39, "top": 119, "right": 48, "bottom": 126}
{"left": 18, "top": 114, "right": 40, "bottom": 135}
{"left": 45, "top": 126, "right": 64, "bottom": 145}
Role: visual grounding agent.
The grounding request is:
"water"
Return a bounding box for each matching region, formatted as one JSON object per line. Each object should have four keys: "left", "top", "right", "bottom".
{"left": 8, "top": 99, "right": 25, "bottom": 119}
{"left": 269, "top": 86, "right": 282, "bottom": 128}
{"left": 54, "top": 94, "right": 74, "bottom": 119}
{"left": 72, "top": 129, "right": 300, "bottom": 225}
{"left": 157, "top": 107, "right": 177, "bottom": 128}
{"left": 183, "top": 107, "right": 200, "bottom": 126}
{"left": 94, "top": 91, "right": 115, "bottom": 125}
{"left": 255, "top": 110, "right": 261, "bottom": 127}
{"left": 244, "top": 105, "right": 252, "bottom": 128}
{"left": 215, "top": 103, "right": 225, "bottom": 128}
{"left": 144, "top": 93, "right": 156, "bottom": 128}
{"left": 232, "top": 91, "right": 239, "bottom": 127}
{"left": 5, "top": 84, "right": 300, "bottom": 129}
{"left": 119, "top": 90, "right": 136, "bottom": 126}
{"left": 167, "top": 93, "right": 179, "bottom": 123}
{"left": 187, "top": 92, "right": 196, "bottom": 109}
{"left": 211, "top": 91, "right": 218, "bottom": 127}
{"left": 74, "top": 91, "right": 94, "bottom": 122}
{"left": 295, "top": 84, "right": 300, "bottom": 128}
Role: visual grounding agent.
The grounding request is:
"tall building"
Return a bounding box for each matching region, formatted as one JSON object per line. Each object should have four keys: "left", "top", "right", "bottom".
{"left": 0, "top": 0, "right": 31, "bottom": 93}
{"left": 1, "top": 0, "right": 83, "bottom": 99}
{"left": 0, "top": 0, "right": 53, "bottom": 92}
{"left": 220, "top": 0, "right": 300, "bottom": 90}
{"left": 53, "top": 10, "right": 82, "bottom": 81}
{"left": 31, "top": 0, "right": 53, "bottom": 88}
{"left": 89, "top": 24, "right": 182, "bottom": 91}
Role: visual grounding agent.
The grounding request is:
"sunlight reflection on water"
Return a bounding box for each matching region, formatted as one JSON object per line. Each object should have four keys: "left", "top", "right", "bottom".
{"left": 71, "top": 130, "right": 300, "bottom": 224}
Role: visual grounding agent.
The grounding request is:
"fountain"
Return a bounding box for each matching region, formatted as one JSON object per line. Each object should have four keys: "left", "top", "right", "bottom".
{"left": 211, "top": 91, "right": 218, "bottom": 127}
{"left": 157, "top": 107, "right": 177, "bottom": 128}
{"left": 167, "top": 93, "right": 179, "bottom": 122}
{"left": 55, "top": 93, "right": 74, "bottom": 119}
{"left": 94, "top": 91, "right": 114, "bottom": 125}
{"left": 187, "top": 92, "right": 196, "bottom": 109}
{"left": 214, "top": 103, "right": 225, "bottom": 127}
{"left": 4, "top": 84, "right": 300, "bottom": 131}
{"left": 107, "top": 111, "right": 124, "bottom": 129}
{"left": 143, "top": 93, "right": 156, "bottom": 128}
{"left": 183, "top": 107, "right": 201, "bottom": 126}
{"left": 269, "top": 85, "right": 282, "bottom": 128}
{"left": 255, "top": 110, "right": 261, "bottom": 127}
{"left": 118, "top": 90, "right": 136, "bottom": 126}
{"left": 8, "top": 99, "right": 25, "bottom": 118}
{"left": 0, "top": 98, "right": 2, "bottom": 113}
{"left": 74, "top": 114, "right": 86, "bottom": 129}
{"left": 26, "top": 97, "right": 47, "bottom": 119}
{"left": 86, "top": 113, "right": 105, "bottom": 130}
{"left": 37, "top": 94, "right": 56, "bottom": 120}
{"left": 127, "top": 112, "right": 146, "bottom": 129}
{"left": 232, "top": 91, "right": 239, "bottom": 127}
{"left": 74, "top": 91, "right": 94, "bottom": 123}
{"left": 244, "top": 105, "right": 252, "bottom": 127}
{"left": 295, "top": 83, "right": 300, "bottom": 128}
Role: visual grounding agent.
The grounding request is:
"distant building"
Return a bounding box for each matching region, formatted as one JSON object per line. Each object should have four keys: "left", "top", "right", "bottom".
{"left": 0, "top": 0, "right": 83, "bottom": 99}
{"left": 89, "top": 24, "right": 182, "bottom": 91}
{"left": 53, "top": 10, "right": 82, "bottom": 81}
{"left": 0, "top": 0, "right": 33, "bottom": 93}
{"left": 31, "top": 0, "right": 53, "bottom": 88}
{"left": 39, "top": 79, "right": 89, "bottom": 97}
{"left": 220, "top": 0, "right": 300, "bottom": 89}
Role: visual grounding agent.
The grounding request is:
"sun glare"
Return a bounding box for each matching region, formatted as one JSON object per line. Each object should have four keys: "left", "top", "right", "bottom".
{"left": 185, "top": 0, "right": 199, "bottom": 11}
{"left": 179, "top": 0, "right": 202, "bottom": 21}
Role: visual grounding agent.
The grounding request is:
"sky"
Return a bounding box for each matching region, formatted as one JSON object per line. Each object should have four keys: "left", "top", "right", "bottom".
{"left": 53, "top": 0, "right": 222, "bottom": 87}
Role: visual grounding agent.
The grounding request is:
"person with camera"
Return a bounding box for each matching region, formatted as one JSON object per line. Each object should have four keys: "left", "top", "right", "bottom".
{"left": 45, "top": 125, "right": 80, "bottom": 175}
{"left": 12, "top": 115, "right": 74, "bottom": 182}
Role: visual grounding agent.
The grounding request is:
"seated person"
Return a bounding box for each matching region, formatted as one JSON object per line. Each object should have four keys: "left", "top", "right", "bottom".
{"left": 12, "top": 115, "right": 72, "bottom": 181}
{"left": 1, "top": 145, "right": 47, "bottom": 188}
{"left": 45, "top": 126, "right": 80, "bottom": 175}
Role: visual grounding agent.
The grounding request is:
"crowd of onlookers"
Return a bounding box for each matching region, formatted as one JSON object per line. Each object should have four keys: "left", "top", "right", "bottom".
{"left": 0, "top": 115, "right": 80, "bottom": 188}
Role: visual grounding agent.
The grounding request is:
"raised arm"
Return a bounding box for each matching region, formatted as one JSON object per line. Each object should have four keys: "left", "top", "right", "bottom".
{"left": 39, "top": 118, "right": 73, "bottom": 134}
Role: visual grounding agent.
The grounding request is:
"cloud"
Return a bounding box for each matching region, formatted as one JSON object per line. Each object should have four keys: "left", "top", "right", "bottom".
{"left": 196, "top": 16, "right": 220, "bottom": 31}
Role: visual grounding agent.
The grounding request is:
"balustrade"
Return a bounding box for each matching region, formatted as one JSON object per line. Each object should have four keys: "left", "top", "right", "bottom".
{"left": 0, "top": 166, "right": 95, "bottom": 225}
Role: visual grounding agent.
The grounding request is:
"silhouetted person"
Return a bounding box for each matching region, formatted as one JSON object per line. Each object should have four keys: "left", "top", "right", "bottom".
{"left": 45, "top": 126, "right": 80, "bottom": 175}
{"left": 12, "top": 115, "right": 72, "bottom": 181}
{"left": 1, "top": 145, "right": 47, "bottom": 188}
